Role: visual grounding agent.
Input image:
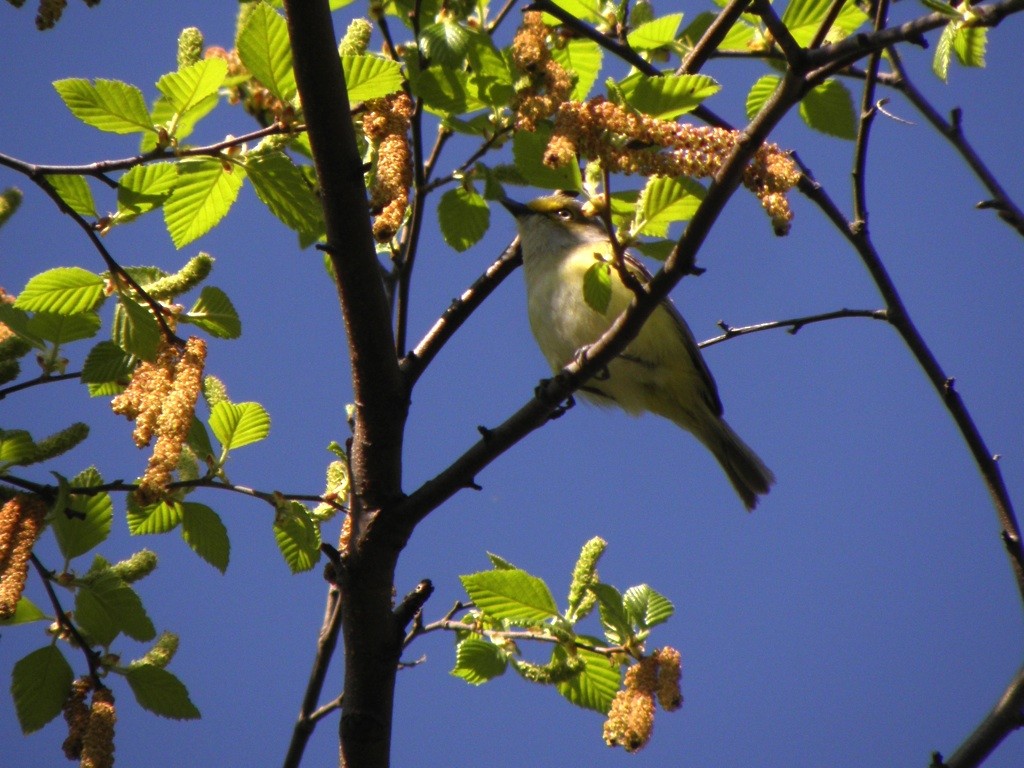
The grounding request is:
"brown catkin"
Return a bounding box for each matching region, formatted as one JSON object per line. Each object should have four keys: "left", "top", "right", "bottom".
{"left": 0, "top": 495, "right": 47, "bottom": 619}
{"left": 654, "top": 647, "right": 683, "bottom": 711}
{"left": 80, "top": 688, "right": 116, "bottom": 768}
{"left": 62, "top": 678, "right": 93, "bottom": 760}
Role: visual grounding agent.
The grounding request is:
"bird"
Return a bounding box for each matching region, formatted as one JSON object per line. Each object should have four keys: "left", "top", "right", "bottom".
{"left": 502, "top": 193, "right": 775, "bottom": 510}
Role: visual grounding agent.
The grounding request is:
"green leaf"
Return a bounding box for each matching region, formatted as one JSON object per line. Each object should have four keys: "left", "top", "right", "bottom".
{"left": 144, "top": 92, "right": 219, "bottom": 152}
{"left": 164, "top": 159, "right": 246, "bottom": 249}
{"left": 0, "top": 597, "right": 46, "bottom": 626}
{"left": 438, "top": 188, "right": 490, "bottom": 252}
{"left": 780, "top": 0, "right": 868, "bottom": 46}
{"left": 464, "top": 32, "right": 515, "bottom": 107}
{"left": 486, "top": 552, "right": 519, "bottom": 570}
{"left": 547, "top": 0, "right": 603, "bottom": 24}
{"left": 460, "top": 569, "right": 559, "bottom": 625}
{"left": 155, "top": 58, "right": 227, "bottom": 113}
{"left": 44, "top": 175, "right": 96, "bottom": 217}
{"left": 81, "top": 340, "right": 134, "bottom": 384}
{"left": 125, "top": 665, "right": 201, "bottom": 719}
{"left": 512, "top": 123, "right": 582, "bottom": 191}
{"left": 409, "top": 65, "right": 486, "bottom": 115}
{"left": 187, "top": 416, "right": 216, "bottom": 464}
{"left": 15, "top": 267, "right": 105, "bottom": 315}
{"left": 617, "top": 72, "right": 720, "bottom": 119}
{"left": 0, "top": 304, "right": 43, "bottom": 349}
{"left": 555, "top": 643, "right": 621, "bottom": 712}
{"left": 53, "top": 78, "right": 153, "bottom": 135}
{"left": 800, "top": 78, "right": 856, "bottom": 139}
{"left": 76, "top": 569, "right": 156, "bottom": 645}
{"left": 273, "top": 502, "right": 321, "bottom": 573}
{"left": 127, "top": 498, "right": 183, "bottom": 535}
{"left": 209, "top": 401, "right": 271, "bottom": 450}
{"left": 11, "top": 646, "right": 73, "bottom": 733}
{"left": 590, "top": 582, "right": 632, "bottom": 645}
{"left": 115, "top": 163, "right": 178, "bottom": 225}
{"left": 551, "top": 39, "right": 603, "bottom": 101}
{"left": 244, "top": 151, "right": 324, "bottom": 239}
{"left": 582, "top": 261, "right": 612, "bottom": 315}
{"left": 622, "top": 584, "right": 674, "bottom": 629}
{"left": 237, "top": 2, "right": 296, "bottom": 101}
{"left": 341, "top": 55, "right": 406, "bottom": 102}
{"left": 627, "top": 13, "right": 684, "bottom": 50}
{"left": 112, "top": 297, "right": 162, "bottom": 361}
{"left": 920, "top": 0, "right": 963, "bottom": 16}
{"left": 183, "top": 286, "right": 241, "bottom": 339}
{"left": 635, "top": 176, "right": 705, "bottom": 237}
{"left": 181, "top": 502, "right": 230, "bottom": 573}
{"left": 932, "top": 22, "right": 956, "bottom": 81}
{"left": 419, "top": 20, "right": 472, "bottom": 67}
{"left": 953, "top": 23, "right": 986, "bottom": 68}
{"left": 27, "top": 311, "right": 102, "bottom": 346}
{"left": 746, "top": 74, "right": 780, "bottom": 120}
{"left": 0, "top": 429, "right": 35, "bottom": 465}
{"left": 51, "top": 467, "right": 113, "bottom": 560}
{"left": 451, "top": 637, "right": 508, "bottom": 684}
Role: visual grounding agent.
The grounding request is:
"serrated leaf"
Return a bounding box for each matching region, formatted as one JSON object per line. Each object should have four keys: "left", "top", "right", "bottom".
{"left": 409, "top": 65, "right": 486, "bottom": 115}
{"left": 273, "top": 502, "right": 321, "bottom": 573}
{"left": 800, "top": 78, "right": 856, "bottom": 139}
{"left": 512, "top": 124, "right": 582, "bottom": 191}
{"left": 156, "top": 58, "right": 227, "bottom": 113}
{"left": 551, "top": 39, "right": 603, "bottom": 101}
{"left": 115, "top": 163, "right": 178, "bottom": 225}
{"left": 627, "top": 13, "right": 684, "bottom": 50}
{"left": 143, "top": 91, "right": 220, "bottom": 152}
{"left": 11, "top": 646, "right": 73, "bottom": 733}
{"left": 780, "top": 0, "right": 868, "bottom": 46}
{"left": 953, "top": 23, "right": 986, "bottom": 68}
{"left": 746, "top": 74, "right": 780, "bottom": 120}
{"left": 460, "top": 569, "right": 559, "bottom": 625}
{"left": 341, "top": 54, "right": 405, "bottom": 102}
{"left": 184, "top": 286, "right": 241, "bottom": 339}
{"left": 81, "top": 340, "right": 134, "bottom": 384}
{"left": 51, "top": 467, "right": 113, "bottom": 559}
{"left": 0, "top": 304, "right": 44, "bottom": 349}
{"left": 76, "top": 570, "right": 156, "bottom": 645}
{"left": 127, "top": 498, "right": 183, "bottom": 535}
{"left": 126, "top": 665, "right": 201, "bottom": 719}
{"left": 164, "top": 159, "right": 246, "bottom": 249}
{"left": 617, "top": 72, "right": 720, "bottom": 119}
{"left": 0, "top": 597, "right": 46, "bottom": 626}
{"left": 27, "top": 311, "right": 102, "bottom": 346}
{"left": 465, "top": 32, "right": 515, "bottom": 107}
{"left": 44, "top": 175, "right": 96, "bottom": 217}
{"left": 547, "top": 0, "right": 603, "bottom": 23}
{"left": 53, "top": 78, "right": 153, "bottom": 135}
{"left": 15, "top": 267, "right": 105, "bottom": 315}
{"left": 438, "top": 188, "right": 489, "bottom": 252}
{"left": 112, "top": 297, "right": 161, "bottom": 362}
{"left": 554, "top": 643, "right": 621, "bottom": 713}
{"left": 486, "top": 552, "right": 519, "bottom": 570}
{"left": 420, "top": 20, "right": 472, "bottom": 67}
{"left": 237, "top": 2, "right": 296, "bottom": 101}
{"left": 932, "top": 22, "right": 956, "bottom": 81}
{"left": 590, "top": 582, "right": 632, "bottom": 644}
{"left": 636, "top": 176, "right": 705, "bottom": 237}
{"left": 582, "top": 261, "right": 612, "bottom": 315}
{"left": 181, "top": 502, "right": 230, "bottom": 573}
{"left": 622, "top": 584, "right": 675, "bottom": 628}
{"left": 209, "top": 401, "right": 271, "bottom": 450}
{"left": 451, "top": 636, "right": 509, "bottom": 684}
{"left": 244, "top": 151, "right": 324, "bottom": 239}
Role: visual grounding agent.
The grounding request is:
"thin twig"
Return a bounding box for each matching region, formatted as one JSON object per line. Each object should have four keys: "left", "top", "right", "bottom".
{"left": 0, "top": 371, "right": 81, "bottom": 401}
{"left": 699, "top": 308, "right": 888, "bottom": 348}
{"left": 851, "top": 0, "right": 892, "bottom": 226}
{"left": 679, "top": 0, "right": 753, "bottom": 74}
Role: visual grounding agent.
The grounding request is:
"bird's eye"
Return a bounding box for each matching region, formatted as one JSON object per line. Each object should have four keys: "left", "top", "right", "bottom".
{"left": 555, "top": 208, "right": 574, "bottom": 220}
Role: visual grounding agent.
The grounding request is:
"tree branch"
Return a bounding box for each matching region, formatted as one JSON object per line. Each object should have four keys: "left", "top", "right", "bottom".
{"left": 699, "top": 308, "right": 888, "bottom": 348}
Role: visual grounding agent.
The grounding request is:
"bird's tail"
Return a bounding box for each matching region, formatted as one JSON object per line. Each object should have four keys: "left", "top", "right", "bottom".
{"left": 697, "top": 414, "right": 775, "bottom": 511}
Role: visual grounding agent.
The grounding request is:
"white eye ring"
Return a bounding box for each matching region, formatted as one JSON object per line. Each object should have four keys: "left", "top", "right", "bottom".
{"left": 555, "top": 208, "right": 573, "bottom": 220}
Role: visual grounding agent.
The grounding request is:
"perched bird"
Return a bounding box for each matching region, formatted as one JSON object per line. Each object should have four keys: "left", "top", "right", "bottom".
{"left": 502, "top": 194, "right": 774, "bottom": 510}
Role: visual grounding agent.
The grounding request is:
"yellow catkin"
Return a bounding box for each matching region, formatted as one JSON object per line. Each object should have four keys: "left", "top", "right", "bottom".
{"left": 80, "top": 688, "right": 116, "bottom": 768}
{"left": 136, "top": 337, "right": 206, "bottom": 504}
{"left": 111, "top": 340, "right": 177, "bottom": 448}
{"left": 603, "top": 687, "right": 655, "bottom": 752}
{"left": 510, "top": 12, "right": 574, "bottom": 131}
{"left": 0, "top": 495, "right": 47, "bottom": 619}
{"left": 546, "top": 97, "right": 801, "bottom": 234}
{"left": 62, "top": 677, "right": 93, "bottom": 760}
{"left": 364, "top": 93, "right": 413, "bottom": 242}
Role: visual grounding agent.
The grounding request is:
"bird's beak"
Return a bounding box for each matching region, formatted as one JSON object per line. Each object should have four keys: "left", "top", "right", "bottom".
{"left": 499, "top": 197, "right": 531, "bottom": 219}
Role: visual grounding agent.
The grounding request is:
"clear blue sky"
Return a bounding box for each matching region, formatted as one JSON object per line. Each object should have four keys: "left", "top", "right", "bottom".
{"left": 2, "top": 2, "right": 1023, "bottom": 767}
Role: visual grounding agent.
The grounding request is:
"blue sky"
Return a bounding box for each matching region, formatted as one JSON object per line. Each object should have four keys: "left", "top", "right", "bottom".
{"left": 2, "top": 2, "right": 1023, "bottom": 767}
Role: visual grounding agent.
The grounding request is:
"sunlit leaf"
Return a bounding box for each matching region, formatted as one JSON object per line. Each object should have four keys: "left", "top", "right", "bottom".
{"left": 237, "top": 2, "right": 296, "bottom": 101}
{"left": 53, "top": 78, "right": 153, "bottom": 134}
{"left": 164, "top": 159, "right": 246, "bottom": 248}
{"left": 15, "top": 268, "right": 104, "bottom": 315}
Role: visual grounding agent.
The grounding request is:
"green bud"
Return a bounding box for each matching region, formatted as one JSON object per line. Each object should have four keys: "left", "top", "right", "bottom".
{"left": 0, "top": 188, "right": 23, "bottom": 229}
{"left": 567, "top": 536, "right": 606, "bottom": 617}
{"left": 130, "top": 631, "right": 180, "bottom": 669}
{"left": 110, "top": 549, "right": 158, "bottom": 583}
{"left": 25, "top": 422, "right": 90, "bottom": 465}
{"left": 202, "top": 374, "right": 229, "bottom": 408}
{"left": 177, "top": 27, "right": 205, "bottom": 70}
{"left": 514, "top": 654, "right": 586, "bottom": 684}
{"left": 144, "top": 253, "right": 214, "bottom": 300}
{"left": 338, "top": 18, "right": 373, "bottom": 56}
